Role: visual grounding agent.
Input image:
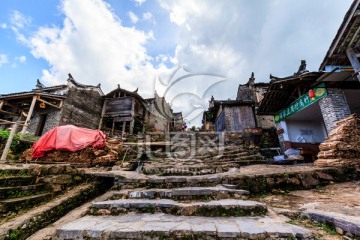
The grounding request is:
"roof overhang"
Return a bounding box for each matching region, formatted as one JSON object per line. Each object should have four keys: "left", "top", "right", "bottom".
{"left": 319, "top": 0, "right": 360, "bottom": 70}
{"left": 257, "top": 72, "right": 323, "bottom": 115}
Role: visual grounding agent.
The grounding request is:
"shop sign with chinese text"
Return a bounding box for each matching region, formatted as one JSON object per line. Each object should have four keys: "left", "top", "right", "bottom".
{"left": 274, "top": 83, "right": 327, "bottom": 123}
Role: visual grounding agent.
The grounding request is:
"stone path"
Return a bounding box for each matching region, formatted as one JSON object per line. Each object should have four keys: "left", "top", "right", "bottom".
{"left": 92, "top": 198, "right": 267, "bottom": 217}
{"left": 55, "top": 213, "right": 311, "bottom": 239}
{"left": 112, "top": 186, "right": 249, "bottom": 200}
{"left": 256, "top": 181, "right": 360, "bottom": 238}
{"left": 54, "top": 174, "right": 313, "bottom": 239}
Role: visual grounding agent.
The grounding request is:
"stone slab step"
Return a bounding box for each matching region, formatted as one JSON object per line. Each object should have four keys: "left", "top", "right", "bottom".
{"left": 56, "top": 213, "right": 311, "bottom": 239}
{"left": 0, "top": 192, "right": 52, "bottom": 214}
{"left": 0, "top": 176, "right": 36, "bottom": 187}
{"left": 92, "top": 199, "right": 266, "bottom": 217}
{"left": 304, "top": 208, "right": 360, "bottom": 237}
{"left": 112, "top": 186, "right": 249, "bottom": 200}
{"left": 0, "top": 184, "right": 47, "bottom": 199}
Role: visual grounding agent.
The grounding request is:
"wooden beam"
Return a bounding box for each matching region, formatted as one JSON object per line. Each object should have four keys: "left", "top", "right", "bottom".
{"left": 37, "top": 97, "right": 62, "bottom": 109}
{"left": 98, "top": 100, "right": 107, "bottom": 129}
{"left": 346, "top": 47, "right": 360, "bottom": 82}
{"left": 1, "top": 119, "right": 21, "bottom": 161}
{"left": 4, "top": 102, "right": 20, "bottom": 109}
{"left": 21, "top": 96, "right": 37, "bottom": 134}
{"left": 0, "top": 109, "right": 18, "bottom": 116}
{"left": 38, "top": 94, "right": 66, "bottom": 101}
{"left": 0, "top": 101, "right": 3, "bottom": 110}
{"left": 0, "top": 119, "right": 25, "bottom": 126}
{"left": 122, "top": 122, "right": 126, "bottom": 138}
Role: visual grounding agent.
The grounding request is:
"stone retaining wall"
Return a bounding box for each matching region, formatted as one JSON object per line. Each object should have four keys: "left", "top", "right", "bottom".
{"left": 113, "top": 167, "right": 359, "bottom": 194}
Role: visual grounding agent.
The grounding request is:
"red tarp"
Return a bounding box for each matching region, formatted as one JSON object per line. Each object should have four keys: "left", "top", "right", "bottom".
{"left": 32, "top": 125, "right": 106, "bottom": 158}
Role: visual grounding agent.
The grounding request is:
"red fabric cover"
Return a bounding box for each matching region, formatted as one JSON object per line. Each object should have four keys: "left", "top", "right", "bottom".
{"left": 32, "top": 125, "right": 106, "bottom": 158}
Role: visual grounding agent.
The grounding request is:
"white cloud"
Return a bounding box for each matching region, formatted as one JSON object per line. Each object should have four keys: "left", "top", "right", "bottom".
{"left": 19, "top": 56, "right": 26, "bottom": 63}
{"left": 0, "top": 54, "right": 9, "bottom": 67}
{"left": 10, "top": 10, "right": 31, "bottom": 29}
{"left": 22, "top": 0, "right": 172, "bottom": 98}
{"left": 128, "top": 11, "right": 139, "bottom": 24}
{"left": 158, "top": 0, "right": 352, "bottom": 92}
{"left": 133, "top": 0, "right": 146, "bottom": 6}
{"left": 12, "top": 0, "right": 353, "bottom": 126}
{"left": 156, "top": 0, "right": 352, "bottom": 125}
{"left": 142, "top": 12, "right": 153, "bottom": 21}
{"left": 0, "top": 23, "right": 7, "bottom": 29}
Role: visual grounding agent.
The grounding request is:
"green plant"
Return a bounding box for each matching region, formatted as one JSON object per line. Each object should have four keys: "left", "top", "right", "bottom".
{"left": 8, "top": 228, "right": 22, "bottom": 240}
{"left": 314, "top": 222, "right": 337, "bottom": 235}
{"left": 0, "top": 129, "right": 38, "bottom": 160}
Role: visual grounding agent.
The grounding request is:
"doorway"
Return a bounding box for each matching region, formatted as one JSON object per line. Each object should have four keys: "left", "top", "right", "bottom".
{"left": 35, "top": 114, "right": 48, "bottom": 136}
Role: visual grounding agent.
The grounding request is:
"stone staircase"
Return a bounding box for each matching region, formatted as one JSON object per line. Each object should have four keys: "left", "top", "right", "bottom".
{"left": 0, "top": 168, "right": 52, "bottom": 220}
{"left": 0, "top": 164, "right": 113, "bottom": 239}
{"left": 55, "top": 183, "right": 311, "bottom": 239}
{"left": 137, "top": 133, "right": 268, "bottom": 176}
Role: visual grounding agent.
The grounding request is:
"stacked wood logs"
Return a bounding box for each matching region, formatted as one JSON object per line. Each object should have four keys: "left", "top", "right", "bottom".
{"left": 315, "top": 114, "right": 360, "bottom": 167}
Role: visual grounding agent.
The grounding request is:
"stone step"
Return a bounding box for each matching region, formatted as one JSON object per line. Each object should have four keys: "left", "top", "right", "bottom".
{"left": 142, "top": 167, "right": 226, "bottom": 176}
{"left": 168, "top": 148, "right": 250, "bottom": 157}
{"left": 56, "top": 214, "right": 311, "bottom": 239}
{"left": 0, "top": 192, "right": 52, "bottom": 215}
{"left": 0, "top": 176, "right": 36, "bottom": 187}
{"left": 0, "top": 168, "right": 31, "bottom": 177}
{"left": 142, "top": 161, "right": 269, "bottom": 176}
{"left": 0, "top": 183, "right": 105, "bottom": 240}
{"left": 91, "top": 199, "right": 267, "bottom": 217}
{"left": 112, "top": 186, "right": 249, "bottom": 200}
{"left": 0, "top": 183, "right": 48, "bottom": 199}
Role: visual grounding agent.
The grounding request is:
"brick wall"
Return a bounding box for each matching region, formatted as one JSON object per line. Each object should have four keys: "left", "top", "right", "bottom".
{"left": 319, "top": 88, "right": 351, "bottom": 133}
{"left": 27, "top": 108, "right": 61, "bottom": 136}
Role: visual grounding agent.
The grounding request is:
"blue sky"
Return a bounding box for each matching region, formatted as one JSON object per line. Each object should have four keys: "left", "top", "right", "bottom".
{"left": 0, "top": 0, "right": 353, "bottom": 124}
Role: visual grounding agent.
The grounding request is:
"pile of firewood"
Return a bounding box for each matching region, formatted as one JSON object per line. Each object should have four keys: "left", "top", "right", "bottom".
{"left": 315, "top": 114, "right": 360, "bottom": 167}
{"left": 20, "top": 138, "right": 125, "bottom": 167}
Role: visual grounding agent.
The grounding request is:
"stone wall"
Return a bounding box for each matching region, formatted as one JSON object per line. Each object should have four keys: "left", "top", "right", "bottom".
{"left": 276, "top": 122, "right": 285, "bottom": 152}
{"left": 144, "top": 94, "right": 173, "bottom": 132}
{"left": 256, "top": 115, "right": 275, "bottom": 129}
{"left": 113, "top": 166, "right": 359, "bottom": 194}
{"left": 59, "top": 88, "right": 103, "bottom": 129}
{"left": 319, "top": 88, "right": 351, "bottom": 133}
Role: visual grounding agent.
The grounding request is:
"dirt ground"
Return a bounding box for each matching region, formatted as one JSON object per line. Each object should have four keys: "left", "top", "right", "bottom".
{"left": 253, "top": 181, "right": 360, "bottom": 240}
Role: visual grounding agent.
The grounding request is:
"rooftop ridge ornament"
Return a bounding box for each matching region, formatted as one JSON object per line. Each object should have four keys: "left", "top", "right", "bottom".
{"left": 36, "top": 79, "right": 45, "bottom": 89}
{"left": 294, "top": 60, "right": 309, "bottom": 76}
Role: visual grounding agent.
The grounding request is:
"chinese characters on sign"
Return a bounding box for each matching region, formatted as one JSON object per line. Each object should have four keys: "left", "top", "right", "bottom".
{"left": 274, "top": 83, "right": 327, "bottom": 123}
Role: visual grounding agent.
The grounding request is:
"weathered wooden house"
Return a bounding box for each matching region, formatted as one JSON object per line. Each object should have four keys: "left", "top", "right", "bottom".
{"left": 257, "top": 0, "right": 360, "bottom": 155}
{"left": 99, "top": 87, "right": 176, "bottom": 135}
{"left": 99, "top": 85, "right": 146, "bottom": 135}
{"left": 0, "top": 74, "right": 103, "bottom": 136}
{"left": 203, "top": 73, "right": 273, "bottom": 132}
